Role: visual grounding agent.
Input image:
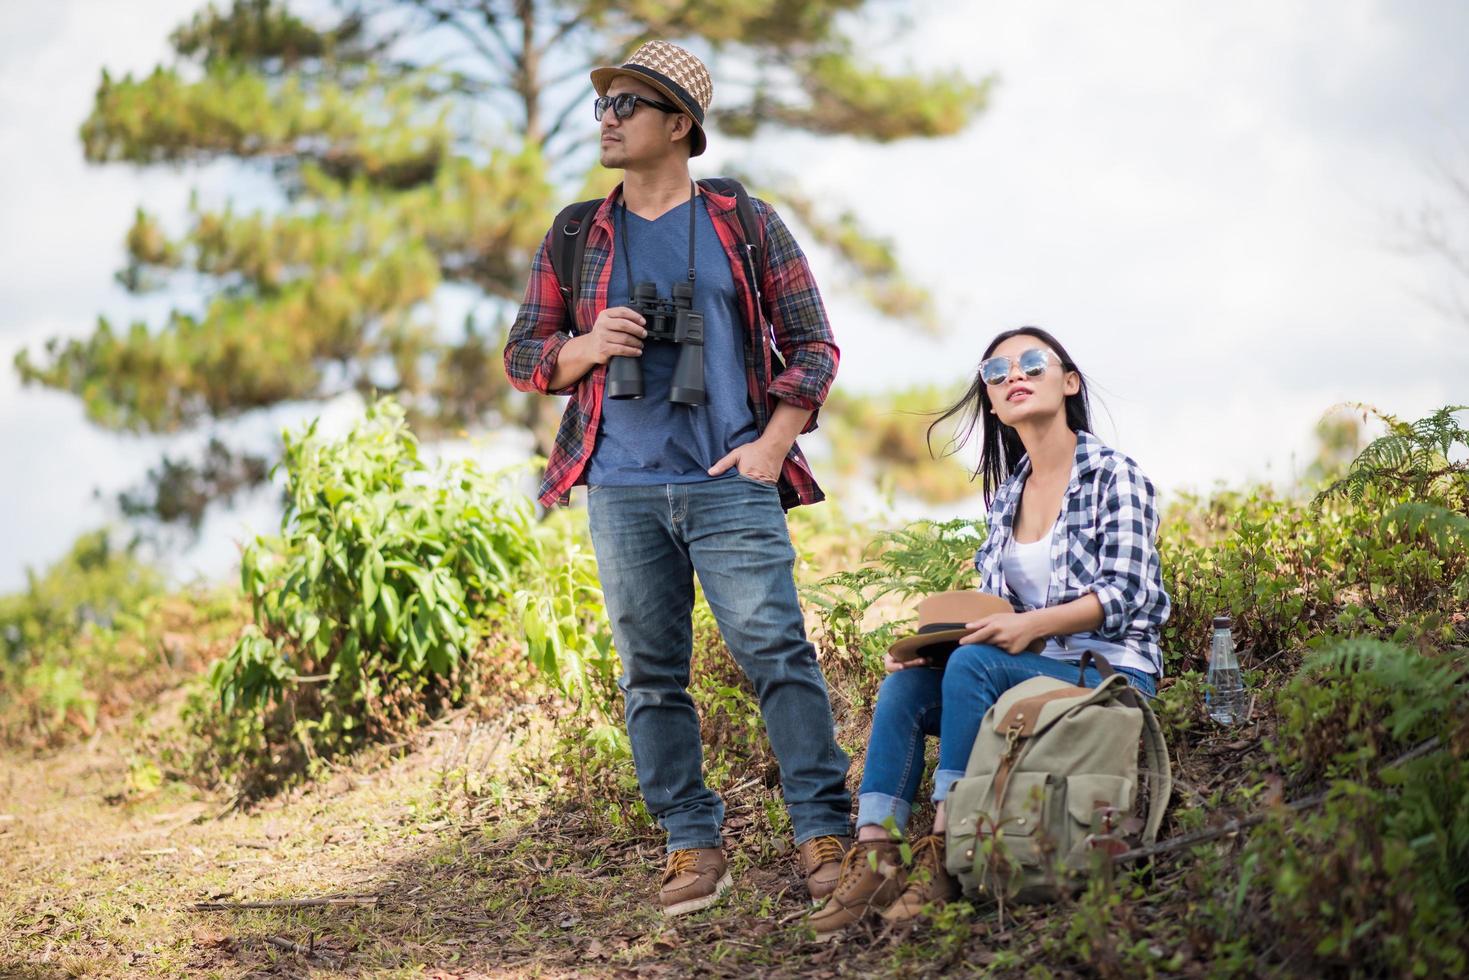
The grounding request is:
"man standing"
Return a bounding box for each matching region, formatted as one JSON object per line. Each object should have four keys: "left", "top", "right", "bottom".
{"left": 503, "top": 41, "right": 852, "bottom": 916}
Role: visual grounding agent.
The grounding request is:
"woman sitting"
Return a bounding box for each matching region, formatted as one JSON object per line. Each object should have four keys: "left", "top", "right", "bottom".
{"left": 810, "top": 326, "right": 1170, "bottom": 939}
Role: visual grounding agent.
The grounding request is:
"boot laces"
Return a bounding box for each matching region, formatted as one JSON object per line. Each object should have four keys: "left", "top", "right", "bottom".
{"left": 900, "top": 835, "right": 945, "bottom": 895}
{"left": 910, "top": 834, "right": 944, "bottom": 870}
{"left": 807, "top": 835, "right": 845, "bottom": 869}
{"left": 663, "top": 848, "right": 700, "bottom": 884}
{"left": 833, "top": 840, "right": 893, "bottom": 898}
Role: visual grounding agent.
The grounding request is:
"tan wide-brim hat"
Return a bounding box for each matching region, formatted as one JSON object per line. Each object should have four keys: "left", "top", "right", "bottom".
{"left": 888, "top": 591, "right": 1044, "bottom": 663}
{"left": 591, "top": 40, "right": 713, "bottom": 157}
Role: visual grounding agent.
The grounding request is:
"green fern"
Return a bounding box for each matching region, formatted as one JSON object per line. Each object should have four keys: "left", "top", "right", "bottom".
{"left": 802, "top": 518, "right": 987, "bottom": 668}
{"left": 1381, "top": 501, "right": 1469, "bottom": 553}
{"left": 804, "top": 517, "right": 986, "bottom": 610}
{"left": 1316, "top": 404, "right": 1469, "bottom": 505}
{"left": 1301, "top": 637, "right": 1466, "bottom": 742}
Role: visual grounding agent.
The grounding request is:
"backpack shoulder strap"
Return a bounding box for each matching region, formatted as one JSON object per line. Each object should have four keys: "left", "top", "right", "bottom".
{"left": 1137, "top": 696, "right": 1173, "bottom": 844}
{"left": 1079, "top": 652, "right": 1172, "bottom": 843}
{"left": 699, "top": 177, "right": 764, "bottom": 275}
{"left": 548, "top": 198, "right": 602, "bottom": 332}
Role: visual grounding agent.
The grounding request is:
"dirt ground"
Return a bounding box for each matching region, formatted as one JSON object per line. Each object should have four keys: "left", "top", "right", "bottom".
{"left": 2, "top": 705, "right": 975, "bottom": 979}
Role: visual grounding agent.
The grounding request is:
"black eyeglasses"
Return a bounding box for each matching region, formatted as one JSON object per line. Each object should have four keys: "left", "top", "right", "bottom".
{"left": 594, "top": 92, "right": 681, "bottom": 121}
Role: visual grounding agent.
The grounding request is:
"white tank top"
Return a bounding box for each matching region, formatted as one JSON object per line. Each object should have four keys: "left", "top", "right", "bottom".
{"left": 1001, "top": 522, "right": 1156, "bottom": 675}
{"left": 1003, "top": 533, "right": 1053, "bottom": 609}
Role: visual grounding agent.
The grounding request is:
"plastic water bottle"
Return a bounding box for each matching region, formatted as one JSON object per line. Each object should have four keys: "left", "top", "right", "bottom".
{"left": 1205, "top": 615, "right": 1245, "bottom": 725}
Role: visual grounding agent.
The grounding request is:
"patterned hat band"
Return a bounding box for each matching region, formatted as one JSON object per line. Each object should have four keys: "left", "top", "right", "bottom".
{"left": 615, "top": 64, "right": 704, "bottom": 123}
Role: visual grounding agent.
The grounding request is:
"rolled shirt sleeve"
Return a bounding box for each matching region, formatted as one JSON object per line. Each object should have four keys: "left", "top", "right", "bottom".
{"left": 503, "top": 233, "right": 577, "bottom": 396}
{"left": 756, "top": 205, "right": 839, "bottom": 415}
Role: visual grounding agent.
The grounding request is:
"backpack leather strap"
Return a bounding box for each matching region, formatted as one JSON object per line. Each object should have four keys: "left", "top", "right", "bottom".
{"left": 1136, "top": 695, "right": 1172, "bottom": 843}
{"left": 1077, "top": 650, "right": 1172, "bottom": 841}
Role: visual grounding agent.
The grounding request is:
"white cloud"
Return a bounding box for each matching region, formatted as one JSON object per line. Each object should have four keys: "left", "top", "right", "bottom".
{"left": 781, "top": 0, "right": 1469, "bottom": 496}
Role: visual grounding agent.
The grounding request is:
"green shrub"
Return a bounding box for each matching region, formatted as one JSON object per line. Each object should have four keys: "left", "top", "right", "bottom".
{"left": 1159, "top": 481, "right": 1462, "bottom": 677}
{"left": 1, "top": 529, "right": 160, "bottom": 665}
{"left": 1237, "top": 637, "right": 1469, "bottom": 976}
{"left": 510, "top": 507, "right": 617, "bottom": 717}
{"left": 201, "top": 397, "right": 541, "bottom": 791}
{"left": 0, "top": 530, "right": 208, "bottom": 745}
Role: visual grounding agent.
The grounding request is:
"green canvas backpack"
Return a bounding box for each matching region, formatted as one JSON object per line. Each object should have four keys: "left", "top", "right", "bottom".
{"left": 944, "top": 652, "right": 1172, "bottom": 903}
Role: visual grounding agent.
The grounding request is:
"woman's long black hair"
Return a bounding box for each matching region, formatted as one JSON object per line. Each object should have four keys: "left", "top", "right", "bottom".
{"left": 927, "top": 326, "right": 1093, "bottom": 505}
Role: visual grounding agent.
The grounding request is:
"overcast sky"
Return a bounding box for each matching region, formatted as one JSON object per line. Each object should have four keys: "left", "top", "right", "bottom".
{"left": 2, "top": 0, "right": 1467, "bottom": 592}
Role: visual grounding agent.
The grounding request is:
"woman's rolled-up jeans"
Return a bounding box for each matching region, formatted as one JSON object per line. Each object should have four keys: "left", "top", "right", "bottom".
{"left": 855, "top": 643, "right": 1157, "bottom": 833}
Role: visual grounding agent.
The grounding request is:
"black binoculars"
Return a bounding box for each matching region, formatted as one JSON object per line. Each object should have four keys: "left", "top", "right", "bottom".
{"left": 607, "top": 281, "right": 706, "bottom": 405}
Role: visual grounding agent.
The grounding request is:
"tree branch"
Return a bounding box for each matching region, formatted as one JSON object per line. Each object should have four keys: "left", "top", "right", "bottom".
{"left": 543, "top": 11, "right": 585, "bottom": 51}
{"left": 193, "top": 895, "right": 381, "bottom": 911}
{"left": 477, "top": 0, "right": 522, "bottom": 70}
{"left": 514, "top": 0, "right": 540, "bottom": 143}
{"left": 541, "top": 83, "right": 593, "bottom": 154}
{"left": 407, "top": 0, "right": 512, "bottom": 77}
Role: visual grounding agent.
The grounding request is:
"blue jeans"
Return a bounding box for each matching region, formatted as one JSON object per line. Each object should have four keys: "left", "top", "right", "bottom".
{"left": 586, "top": 476, "right": 853, "bottom": 852}
{"left": 856, "top": 644, "right": 1157, "bottom": 832}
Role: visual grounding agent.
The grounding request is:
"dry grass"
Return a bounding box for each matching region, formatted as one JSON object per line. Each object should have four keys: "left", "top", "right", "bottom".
{"left": 1, "top": 689, "right": 957, "bottom": 978}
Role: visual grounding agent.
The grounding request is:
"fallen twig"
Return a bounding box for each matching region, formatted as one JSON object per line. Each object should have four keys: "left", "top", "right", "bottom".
{"left": 210, "top": 792, "right": 245, "bottom": 822}
{"left": 193, "top": 895, "right": 380, "bottom": 911}
{"left": 777, "top": 905, "right": 813, "bottom": 926}
{"left": 1112, "top": 791, "right": 1327, "bottom": 864}
{"left": 263, "top": 933, "right": 338, "bottom": 963}
{"left": 721, "top": 774, "right": 765, "bottom": 799}
{"left": 1114, "top": 735, "right": 1444, "bottom": 866}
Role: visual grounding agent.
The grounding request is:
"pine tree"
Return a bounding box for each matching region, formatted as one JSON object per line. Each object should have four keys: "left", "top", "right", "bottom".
{"left": 14, "top": 0, "right": 991, "bottom": 528}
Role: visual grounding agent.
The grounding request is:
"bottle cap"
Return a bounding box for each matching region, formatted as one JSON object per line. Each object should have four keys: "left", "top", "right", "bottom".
{"left": 1212, "top": 615, "right": 1232, "bottom": 629}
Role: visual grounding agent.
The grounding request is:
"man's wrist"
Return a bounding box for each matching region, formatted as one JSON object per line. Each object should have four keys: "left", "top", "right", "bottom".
{"left": 756, "top": 430, "right": 796, "bottom": 456}
{"left": 561, "top": 332, "right": 588, "bottom": 361}
{"left": 548, "top": 332, "right": 592, "bottom": 389}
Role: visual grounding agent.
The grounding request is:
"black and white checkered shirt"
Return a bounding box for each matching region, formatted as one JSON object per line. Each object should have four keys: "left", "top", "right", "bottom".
{"left": 973, "top": 429, "right": 1171, "bottom": 675}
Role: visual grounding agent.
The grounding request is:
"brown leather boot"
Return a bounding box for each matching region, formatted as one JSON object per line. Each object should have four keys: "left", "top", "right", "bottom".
{"left": 807, "top": 840, "right": 905, "bottom": 940}
{"left": 880, "top": 835, "right": 959, "bottom": 923}
{"left": 659, "top": 847, "right": 732, "bottom": 917}
{"left": 797, "top": 835, "right": 851, "bottom": 903}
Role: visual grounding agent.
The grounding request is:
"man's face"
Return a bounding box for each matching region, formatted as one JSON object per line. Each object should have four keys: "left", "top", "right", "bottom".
{"left": 599, "top": 76, "right": 691, "bottom": 169}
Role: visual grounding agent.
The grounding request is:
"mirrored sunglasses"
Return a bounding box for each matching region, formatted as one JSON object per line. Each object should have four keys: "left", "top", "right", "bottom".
{"left": 979, "top": 347, "right": 1059, "bottom": 386}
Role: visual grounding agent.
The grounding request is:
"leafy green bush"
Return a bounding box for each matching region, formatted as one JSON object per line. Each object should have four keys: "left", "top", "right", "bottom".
{"left": 200, "top": 398, "right": 541, "bottom": 791}
{"left": 510, "top": 508, "right": 617, "bottom": 717}
{"left": 0, "top": 530, "right": 187, "bottom": 744}
{"left": 1190, "top": 637, "right": 1469, "bottom": 977}
{"left": 509, "top": 506, "right": 637, "bottom": 822}
{"left": 1158, "top": 481, "right": 1462, "bottom": 677}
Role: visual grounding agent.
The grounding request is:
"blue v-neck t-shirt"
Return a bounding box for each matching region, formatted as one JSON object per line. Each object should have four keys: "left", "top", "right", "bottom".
{"left": 586, "top": 197, "right": 759, "bottom": 485}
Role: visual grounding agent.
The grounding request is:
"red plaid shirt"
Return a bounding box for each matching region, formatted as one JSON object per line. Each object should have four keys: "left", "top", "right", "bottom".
{"left": 503, "top": 181, "right": 839, "bottom": 509}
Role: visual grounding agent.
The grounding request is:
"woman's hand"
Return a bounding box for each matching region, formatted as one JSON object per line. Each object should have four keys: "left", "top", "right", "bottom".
{"left": 883, "top": 650, "right": 930, "bottom": 673}
{"left": 960, "top": 612, "right": 1044, "bottom": 654}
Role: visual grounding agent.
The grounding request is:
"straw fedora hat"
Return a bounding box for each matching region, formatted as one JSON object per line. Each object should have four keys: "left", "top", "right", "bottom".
{"left": 590, "top": 41, "right": 713, "bottom": 156}
{"left": 888, "top": 591, "right": 1046, "bottom": 664}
